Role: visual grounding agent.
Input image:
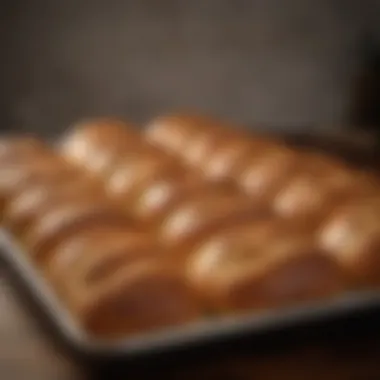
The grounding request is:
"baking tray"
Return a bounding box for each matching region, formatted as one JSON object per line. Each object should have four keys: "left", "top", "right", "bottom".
{"left": 2, "top": 130, "right": 380, "bottom": 374}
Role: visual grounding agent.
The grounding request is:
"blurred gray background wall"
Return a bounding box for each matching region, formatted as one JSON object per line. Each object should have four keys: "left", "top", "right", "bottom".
{"left": 0, "top": 0, "right": 379, "bottom": 135}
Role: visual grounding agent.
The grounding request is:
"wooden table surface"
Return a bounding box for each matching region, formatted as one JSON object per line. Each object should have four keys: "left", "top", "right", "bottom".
{"left": 1, "top": 266, "right": 380, "bottom": 380}
{"left": 0, "top": 271, "right": 80, "bottom": 380}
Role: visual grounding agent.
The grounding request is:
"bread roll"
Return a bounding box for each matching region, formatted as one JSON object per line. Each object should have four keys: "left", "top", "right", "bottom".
{"left": 25, "top": 200, "right": 133, "bottom": 264}
{"left": 45, "top": 226, "right": 129, "bottom": 283}
{"left": 158, "top": 193, "right": 269, "bottom": 252}
{"left": 45, "top": 227, "right": 160, "bottom": 292}
{"left": 0, "top": 136, "right": 47, "bottom": 165}
{"left": 60, "top": 118, "right": 138, "bottom": 175}
{"left": 4, "top": 177, "right": 104, "bottom": 234}
{"left": 66, "top": 260, "right": 201, "bottom": 338}
{"left": 187, "top": 232, "right": 346, "bottom": 311}
{"left": 318, "top": 198, "right": 380, "bottom": 284}
{"left": 106, "top": 151, "right": 183, "bottom": 207}
{"left": 145, "top": 114, "right": 218, "bottom": 154}
{"left": 186, "top": 218, "right": 317, "bottom": 291}
{"left": 130, "top": 171, "right": 234, "bottom": 223}
{"left": 200, "top": 135, "right": 258, "bottom": 181}
{"left": 273, "top": 154, "right": 374, "bottom": 221}
{"left": 237, "top": 146, "right": 299, "bottom": 205}
{"left": 182, "top": 128, "right": 226, "bottom": 167}
{"left": 188, "top": 217, "right": 316, "bottom": 261}
{"left": 273, "top": 173, "right": 374, "bottom": 222}
{"left": 0, "top": 156, "right": 76, "bottom": 214}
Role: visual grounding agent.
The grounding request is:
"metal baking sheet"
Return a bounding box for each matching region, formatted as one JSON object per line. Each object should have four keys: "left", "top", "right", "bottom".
{"left": 1, "top": 129, "right": 380, "bottom": 370}
{"left": 2, "top": 229, "right": 380, "bottom": 366}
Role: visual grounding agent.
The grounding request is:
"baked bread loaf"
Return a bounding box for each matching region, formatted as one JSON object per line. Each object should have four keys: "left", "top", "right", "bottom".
{"left": 0, "top": 155, "right": 78, "bottom": 214}
{"left": 60, "top": 118, "right": 139, "bottom": 176}
{"left": 273, "top": 153, "right": 376, "bottom": 221}
{"left": 65, "top": 260, "right": 201, "bottom": 338}
{"left": 145, "top": 114, "right": 287, "bottom": 182}
{"left": 201, "top": 135, "right": 258, "bottom": 182}
{"left": 237, "top": 146, "right": 299, "bottom": 206}
{"left": 0, "top": 136, "right": 47, "bottom": 165}
{"left": 187, "top": 225, "right": 347, "bottom": 311}
{"left": 318, "top": 197, "right": 380, "bottom": 285}
{"left": 106, "top": 150, "right": 183, "bottom": 207}
{"left": 273, "top": 173, "right": 363, "bottom": 222}
{"left": 157, "top": 192, "right": 269, "bottom": 253}
{"left": 166, "top": 122, "right": 253, "bottom": 171}
{"left": 24, "top": 199, "right": 133, "bottom": 264}
{"left": 45, "top": 227, "right": 161, "bottom": 292}
{"left": 145, "top": 114, "right": 219, "bottom": 155}
{"left": 4, "top": 177, "right": 104, "bottom": 235}
{"left": 129, "top": 170, "right": 237, "bottom": 223}
{"left": 181, "top": 128, "right": 228, "bottom": 167}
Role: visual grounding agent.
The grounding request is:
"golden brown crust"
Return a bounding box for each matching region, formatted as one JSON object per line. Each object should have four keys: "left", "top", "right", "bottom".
{"left": 25, "top": 200, "right": 133, "bottom": 264}
{"left": 181, "top": 129, "right": 227, "bottom": 167}
{"left": 44, "top": 226, "right": 133, "bottom": 285}
{"left": 3, "top": 178, "right": 104, "bottom": 235}
{"left": 0, "top": 136, "right": 47, "bottom": 165}
{"left": 128, "top": 172, "right": 200, "bottom": 221}
{"left": 186, "top": 219, "right": 316, "bottom": 285}
{"left": 187, "top": 233, "right": 347, "bottom": 311}
{"left": 60, "top": 118, "right": 139, "bottom": 175}
{"left": 202, "top": 131, "right": 284, "bottom": 182}
{"left": 272, "top": 154, "right": 375, "bottom": 221}
{"left": 318, "top": 198, "right": 380, "bottom": 284}
{"left": 201, "top": 136, "right": 257, "bottom": 181}
{"left": 145, "top": 114, "right": 220, "bottom": 154}
{"left": 0, "top": 156, "right": 77, "bottom": 205}
{"left": 106, "top": 152, "right": 183, "bottom": 206}
{"left": 129, "top": 172, "right": 235, "bottom": 223}
{"left": 66, "top": 261, "right": 201, "bottom": 338}
{"left": 45, "top": 228, "right": 158, "bottom": 292}
{"left": 273, "top": 175, "right": 348, "bottom": 220}
{"left": 237, "top": 147, "right": 299, "bottom": 205}
{"left": 157, "top": 193, "right": 269, "bottom": 253}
